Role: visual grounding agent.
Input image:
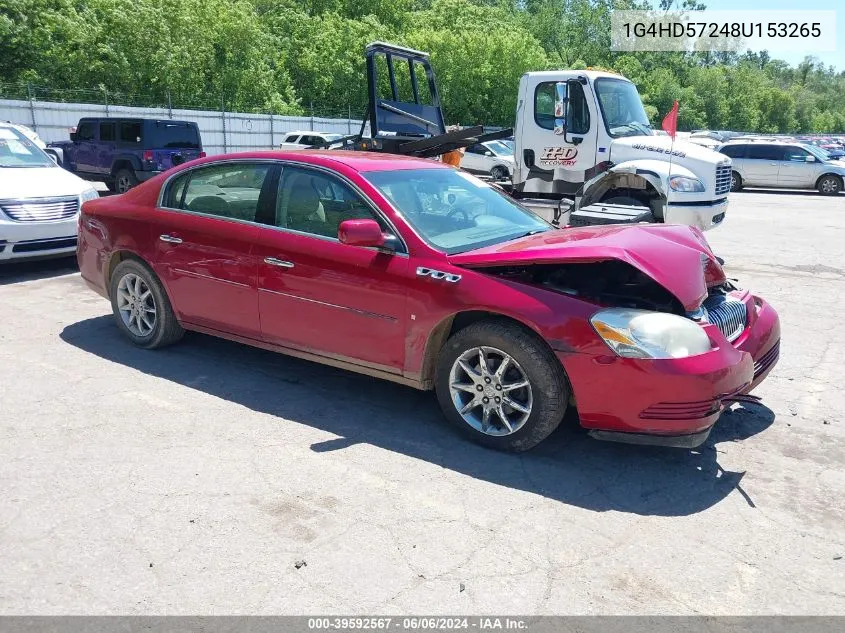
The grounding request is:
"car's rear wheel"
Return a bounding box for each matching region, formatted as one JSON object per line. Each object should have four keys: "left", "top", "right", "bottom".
{"left": 435, "top": 320, "right": 569, "bottom": 452}
{"left": 730, "top": 171, "right": 743, "bottom": 191}
{"left": 490, "top": 165, "right": 509, "bottom": 181}
{"left": 114, "top": 168, "right": 139, "bottom": 194}
{"left": 109, "top": 259, "right": 184, "bottom": 349}
{"left": 818, "top": 174, "right": 842, "bottom": 195}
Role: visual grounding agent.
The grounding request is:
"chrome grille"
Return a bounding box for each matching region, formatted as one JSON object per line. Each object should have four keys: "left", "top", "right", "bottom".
{"left": 705, "top": 295, "right": 747, "bottom": 342}
{"left": 0, "top": 196, "right": 80, "bottom": 222}
{"left": 715, "top": 162, "right": 732, "bottom": 195}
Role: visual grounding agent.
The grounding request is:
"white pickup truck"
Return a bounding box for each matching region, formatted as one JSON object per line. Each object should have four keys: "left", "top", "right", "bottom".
{"left": 513, "top": 70, "right": 731, "bottom": 230}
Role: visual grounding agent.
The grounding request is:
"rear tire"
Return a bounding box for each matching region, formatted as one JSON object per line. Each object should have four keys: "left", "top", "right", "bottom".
{"left": 818, "top": 174, "right": 842, "bottom": 195}
{"left": 109, "top": 259, "right": 184, "bottom": 349}
{"left": 114, "top": 168, "right": 139, "bottom": 194}
{"left": 730, "top": 171, "right": 743, "bottom": 192}
{"left": 434, "top": 319, "right": 569, "bottom": 452}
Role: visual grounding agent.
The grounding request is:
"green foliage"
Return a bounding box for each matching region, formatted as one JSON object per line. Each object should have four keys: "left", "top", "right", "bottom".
{"left": 1, "top": 0, "right": 843, "bottom": 131}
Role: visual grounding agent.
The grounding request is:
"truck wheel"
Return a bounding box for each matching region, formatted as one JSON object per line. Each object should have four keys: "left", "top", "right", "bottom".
{"left": 114, "top": 168, "right": 139, "bottom": 194}
{"left": 818, "top": 175, "right": 842, "bottom": 195}
{"left": 434, "top": 319, "right": 569, "bottom": 452}
{"left": 109, "top": 259, "right": 184, "bottom": 349}
{"left": 490, "top": 165, "right": 509, "bottom": 181}
{"left": 731, "top": 172, "right": 743, "bottom": 191}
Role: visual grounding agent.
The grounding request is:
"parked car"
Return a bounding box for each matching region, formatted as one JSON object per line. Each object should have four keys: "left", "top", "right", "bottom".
{"left": 279, "top": 131, "right": 345, "bottom": 150}
{"left": 4, "top": 121, "right": 47, "bottom": 148}
{"left": 49, "top": 118, "right": 204, "bottom": 193}
{"left": 459, "top": 140, "right": 515, "bottom": 180}
{"left": 719, "top": 140, "right": 845, "bottom": 194}
{"left": 77, "top": 151, "right": 780, "bottom": 452}
{"left": 1, "top": 121, "right": 99, "bottom": 262}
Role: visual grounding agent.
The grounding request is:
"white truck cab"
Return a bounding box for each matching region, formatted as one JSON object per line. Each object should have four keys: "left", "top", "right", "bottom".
{"left": 514, "top": 70, "right": 731, "bottom": 230}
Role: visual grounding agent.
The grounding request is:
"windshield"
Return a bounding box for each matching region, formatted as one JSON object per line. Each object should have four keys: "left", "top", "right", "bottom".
{"left": 0, "top": 126, "right": 54, "bottom": 168}
{"left": 595, "top": 78, "right": 653, "bottom": 138}
{"left": 364, "top": 168, "right": 551, "bottom": 254}
{"left": 485, "top": 140, "right": 513, "bottom": 156}
{"left": 803, "top": 143, "right": 832, "bottom": 161}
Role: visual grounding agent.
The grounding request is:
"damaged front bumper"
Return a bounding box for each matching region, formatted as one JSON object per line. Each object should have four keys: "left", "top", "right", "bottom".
{"left": 560, "top": 293, "right": 780, "bottom": 448}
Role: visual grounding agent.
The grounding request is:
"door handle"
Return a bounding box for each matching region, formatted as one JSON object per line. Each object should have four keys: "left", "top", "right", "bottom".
{"left": 264, "top": 257, "right": 295, "bottom": 268}
{"left": 159, "top": 234, "right": 182, "bottom": 244}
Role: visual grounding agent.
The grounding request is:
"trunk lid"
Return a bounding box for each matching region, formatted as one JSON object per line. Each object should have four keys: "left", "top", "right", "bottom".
{"left": 448, "top": 224, "right": 726, "bottom": 311}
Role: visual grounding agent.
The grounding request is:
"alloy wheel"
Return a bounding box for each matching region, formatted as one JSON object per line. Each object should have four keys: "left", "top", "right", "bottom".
{"left": 116, "top": 272, "right": 157, "bottom": 337}
{"left": 820, "top": 177, "right": 840, "bottom": 194}
{"left": 117, "top": 176, "right": 131, "bottom": 193}
{"left": 448, "top": 346, "right": 533, "bottom": 436}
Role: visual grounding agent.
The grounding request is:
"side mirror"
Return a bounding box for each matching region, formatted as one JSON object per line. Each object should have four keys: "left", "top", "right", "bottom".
{"left": 484, "top": 150, "right": 494, "bottom": 156}
{"left": 553, "top": 81, "right": 568, "bottom": 137}
{"left": 806, "top": 155, "right": 816, "bottom": 162}
{"left": 69, "top": 132, "right": 78, "bottom": 142}
{"left": 338, "top": 219, "right": 388, "bottom": 248}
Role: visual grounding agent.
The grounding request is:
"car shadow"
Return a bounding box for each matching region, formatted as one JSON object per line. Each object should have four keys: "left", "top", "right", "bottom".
{"left": 60, "top": 316, "right": 776, "bottom": 517}
{"left": 0, "top": 256, "right": 78, "bottom": 285}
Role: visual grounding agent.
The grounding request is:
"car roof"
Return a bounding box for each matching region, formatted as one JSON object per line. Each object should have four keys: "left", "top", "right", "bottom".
{"left": 197, "top": 150, "right": 449, "bottom": 173}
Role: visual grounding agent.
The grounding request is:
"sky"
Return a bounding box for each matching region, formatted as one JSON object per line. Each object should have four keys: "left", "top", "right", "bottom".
{"left": 701, "top": 0, "right": 842, "bottom": 70}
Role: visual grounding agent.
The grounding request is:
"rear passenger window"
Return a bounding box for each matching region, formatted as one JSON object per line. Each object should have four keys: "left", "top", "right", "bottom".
{"left": 747, "top": 145, "right": 784, "bottom": 161}
{"left": 99, "top": 122, "right": 116, "bottom": 142}
{"left": 119, "top": 121, "right": 142, "bottom": 144}
{"left": 166, "top": 163, "right": 271, "bottom": 223}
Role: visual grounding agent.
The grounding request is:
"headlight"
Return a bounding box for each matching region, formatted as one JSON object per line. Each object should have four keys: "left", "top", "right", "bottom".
{"left": 80, "top": 188, "right": 99, "bottom": 203}
{"left": 669, "top": 176, "right": 705, "bottom": 192}
{"left": 590, "top": 308, "right": 712, "bottom": 359}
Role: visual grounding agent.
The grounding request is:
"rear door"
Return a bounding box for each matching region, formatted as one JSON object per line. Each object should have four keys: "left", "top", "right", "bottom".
{"left": 743, "top": 144, "right": 782, "bottom": 186}
{"left": 150, "top": 161, "right": 278, "bottom": 339}
{"left": 146, "top": 121, "right": 203, "bottom": 170}
{"left": 253, "top": 164, "right": 409, "bottom": 372}
{"left": 96, "top": 121, "right": 117, "bottom": 175}
{"left": 778, "top": 146, "right": 819, "bottom": 188}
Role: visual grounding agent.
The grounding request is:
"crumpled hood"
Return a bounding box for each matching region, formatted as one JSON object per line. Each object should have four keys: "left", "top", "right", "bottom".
{"left": 448, "top": 224, "right": 726, "bottom": 311}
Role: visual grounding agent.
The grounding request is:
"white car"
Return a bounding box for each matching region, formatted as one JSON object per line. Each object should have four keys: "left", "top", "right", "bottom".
{"left": 1, "top": 122, "right": 99, "bottom": 262}
{"left": 279, "top": 131, "right": 345, "bottom": 150}
{"left": 460, "top": 140, "right": 515, "bottom": 180}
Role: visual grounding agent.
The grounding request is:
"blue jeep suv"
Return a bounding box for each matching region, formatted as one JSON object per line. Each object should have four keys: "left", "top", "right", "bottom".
{"left": 49, "top": 118, "right": 204, "bottom": 193}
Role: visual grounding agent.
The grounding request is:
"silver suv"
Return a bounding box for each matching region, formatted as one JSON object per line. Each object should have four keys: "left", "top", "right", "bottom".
{"left": 719, "top": 141, "right": 844, "bottom": 195}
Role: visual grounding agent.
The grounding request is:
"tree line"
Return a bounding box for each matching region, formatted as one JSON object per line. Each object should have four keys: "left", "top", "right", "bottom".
{"left": 1, "top": 0, "right": 844, "bottom": 132}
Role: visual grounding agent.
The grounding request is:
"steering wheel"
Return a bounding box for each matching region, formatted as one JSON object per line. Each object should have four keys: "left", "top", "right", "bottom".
{"left": 447, "top": 206, "right": 472, "bottom": 221}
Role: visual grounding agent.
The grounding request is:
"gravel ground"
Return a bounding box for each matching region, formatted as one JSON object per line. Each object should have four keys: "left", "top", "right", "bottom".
{"left": 0, "top": 189, "right": 843, "bottom": 614}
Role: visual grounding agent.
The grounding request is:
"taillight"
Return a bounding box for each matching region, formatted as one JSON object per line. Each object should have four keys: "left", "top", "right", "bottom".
{"left": 199, "top": 151, "right": 207, "bottom": 158}
{"left": 142, "top": 150, "right": 153, "bottom": 161}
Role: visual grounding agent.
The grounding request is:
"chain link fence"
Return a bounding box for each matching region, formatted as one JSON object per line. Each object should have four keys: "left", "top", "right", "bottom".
{"left": 0, "top": 83, "right": 368, "bottom": 155}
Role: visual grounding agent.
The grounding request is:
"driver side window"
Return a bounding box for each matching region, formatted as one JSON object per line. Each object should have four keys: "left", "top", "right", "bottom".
{"left": 534, "top": 82, "right": 590, "bottom": 134}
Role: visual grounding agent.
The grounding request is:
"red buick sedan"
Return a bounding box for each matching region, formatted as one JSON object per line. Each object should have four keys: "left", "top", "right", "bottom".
{"left": 77, "top": 151, "right": 780, "bottom": 451}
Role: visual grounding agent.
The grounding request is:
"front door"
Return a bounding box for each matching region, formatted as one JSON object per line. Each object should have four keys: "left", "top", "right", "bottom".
{"left": 778, "top": 146, "right": 819, "bottom": 188}
{"left": 253, "top": 165, "right": 409, "bottom": 372}
{"left": 96, "top": 121, "right": 116, "bottom": 176}
{"left": 150, "top": 160, "right": 277, "bottom": 339}
{"left": 74, "top": 120, "right": 98, "bottom": 174}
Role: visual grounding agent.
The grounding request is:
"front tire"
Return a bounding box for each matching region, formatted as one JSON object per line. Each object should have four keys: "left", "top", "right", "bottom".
{"left": 435, "top": 320, "right": 569, "bottom": 452}
{"left": 109, "top": 259, "right": 184, "bottom": 349}
{"left": 818, "top": 174, "right": 842, "bottom": 195}
{"left": 731, "top": 171, "right": 743, "bottom": 192}
{"left": 490, "top": 165, "right": 509, "bottom": 181}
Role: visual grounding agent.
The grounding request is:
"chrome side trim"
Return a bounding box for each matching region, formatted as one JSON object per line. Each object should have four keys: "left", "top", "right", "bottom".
{"left": 171, "top": 268, "right": 250, "bottom": 288}
{"left": 416, "top": 267, "right": 461, "bottom": 283}
{"left": 258, "top": 287, "right": 398, "bottom": 322}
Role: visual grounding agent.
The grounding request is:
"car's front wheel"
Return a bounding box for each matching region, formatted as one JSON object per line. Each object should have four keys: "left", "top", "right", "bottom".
{"left": 818, "top": 174, "right": 842, "bottom": 195}
{"left": 435, "top": 320, "right": 569, "bottom": 452}
{"left": 731, "top": 171, "right": 743, "bottom": 191}
{"left": 109, "top": 259, "right": 184, "bottom": 349}
{"left": 490, "top": 165, "right": 509, "bottom": 181}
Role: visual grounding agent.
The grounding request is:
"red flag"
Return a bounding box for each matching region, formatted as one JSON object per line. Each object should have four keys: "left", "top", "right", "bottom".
{"left": 661, "top": 100, "right": 679, "bottom": 139}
